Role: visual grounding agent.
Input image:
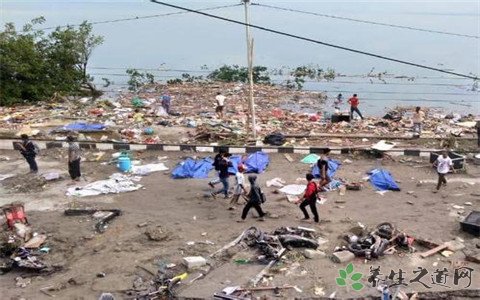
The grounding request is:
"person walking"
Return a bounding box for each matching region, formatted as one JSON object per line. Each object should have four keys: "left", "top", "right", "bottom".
{"left": 296, "top": 174, "right": 319, "bottom": 223}
{"left": 67, "top": 135, "right": 82, "bottom": 181}
{"left": 238, "top": 175, "right": 266, "bottom": 222}
{"left": 211, "top": 152, "right": 232, "bottom": 199}
{"left": 209, "top": 148, "right": 227, "bottom": 189}
{"left": 228, "top": 164, "right": 247, "bottom": 210}
{"left": 161, "top": 92, "right": 172, "bottom": 114}
{"left": 16, "top": 134, "right": 38, "bottom": 173}
{"left": 317, "top": 155, "right": 331, "bottom": 190}
{"left": 215, "top": 92, "right": 226, "bottom": 119}
{"left": 412, "top": 106, "right": 425, "bottom": 136}
{"left": 433, "top": 150, "right": 454, "bottom": 191}
{"left": 348, "top": 94, "right": 364, "bottom": 120}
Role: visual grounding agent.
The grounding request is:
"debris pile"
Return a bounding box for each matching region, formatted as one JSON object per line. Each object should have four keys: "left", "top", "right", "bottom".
{"left": 0, "top": 203, "right": 53, "bottom": 275}
{"left": 1, "top": 82, "right": 477, "bottom": 146}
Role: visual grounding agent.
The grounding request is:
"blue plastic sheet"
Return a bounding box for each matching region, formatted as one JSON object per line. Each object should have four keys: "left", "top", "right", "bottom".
{"left": 61, "top": 123, "right": 106, "bottom": 132}
{"left": 312, "top": 159, "right": 341, "bottom": 179}
{"left": 244, "top": 151, "right": 269, "bottom": 173}
{"left": 368, "top": 169, "right": 401, "bottom": 191}
{"left": 172, "top": 157, "right": 214, "bottom": 179}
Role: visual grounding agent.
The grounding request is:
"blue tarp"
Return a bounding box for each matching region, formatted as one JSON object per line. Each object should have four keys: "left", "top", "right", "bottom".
{"left": 368, "top": 169, "right": 401, "bottom": 191}
{"left": 244, "top": 151, "right": 269, "bottom": 173}
{"left": 172, "top": 157, "right": 214, "bottom": 179}
{"left": 61, "top": 123, "right": 106, "bottom": 132}
{"left": 312, "top": 159, "right": 341, "bottom": 179}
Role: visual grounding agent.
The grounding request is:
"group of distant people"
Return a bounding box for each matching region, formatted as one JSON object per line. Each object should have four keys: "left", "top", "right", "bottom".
{"left": 208, "top": 149, "right": 332, "bottom": 223}
{"left": 154, "top": 90, "right": 226, "bottom": 119}
{"left": 335, "top": 93, "right": 364, "bottom": 120}
{"left": 16, "top": 134, "right": 82, "bottom": 182}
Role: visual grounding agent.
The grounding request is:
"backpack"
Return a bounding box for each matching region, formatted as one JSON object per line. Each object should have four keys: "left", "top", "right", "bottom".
{"left": 260, "top": 189, "right": 267, "bottom": 203}
{"left": 33, "top": 142, "right": 40, "bottom": 155}
{"left": 26, "top": 141, "right": 40, "bottom": 155}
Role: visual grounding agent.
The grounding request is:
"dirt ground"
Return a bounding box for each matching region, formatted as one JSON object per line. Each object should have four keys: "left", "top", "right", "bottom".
{"left": 0, "top": 148, "right": 479, "bottom": 300}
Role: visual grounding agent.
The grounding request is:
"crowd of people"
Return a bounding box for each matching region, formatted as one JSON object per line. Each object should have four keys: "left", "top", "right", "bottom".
{"left": 15, "top": 134, "right": 82, "bottom": 183}
{"left": 207, "top": 148, "right": 332, "bottom": 223}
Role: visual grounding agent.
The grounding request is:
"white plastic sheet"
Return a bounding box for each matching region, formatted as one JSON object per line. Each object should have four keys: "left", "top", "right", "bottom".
{"left": 278, "top": 184, "right": 306, "bottom": 195}
{"left": 131, "top": 163, "right": 168, "bottom": 175}
{"left": 66, "top": 173, "right": 142, "bottom": 197}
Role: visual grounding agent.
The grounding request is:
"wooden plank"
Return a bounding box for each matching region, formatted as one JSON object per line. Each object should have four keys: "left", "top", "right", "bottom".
{"left": 420, "top": 243, "right": 448, "bottom": 258}
{"left": 283, "top": 153, "right": 293, "bottom": 162}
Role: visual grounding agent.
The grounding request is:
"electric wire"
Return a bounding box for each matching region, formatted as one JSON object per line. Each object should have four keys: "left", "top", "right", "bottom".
{"left": 149, "top": 1, "right": 478, "bottom": 80}
{"left": 254, "top": 3, "right": 480, "bottom": 39}
{"left": 27, "top": 3, "right": 242, "bottom": 31}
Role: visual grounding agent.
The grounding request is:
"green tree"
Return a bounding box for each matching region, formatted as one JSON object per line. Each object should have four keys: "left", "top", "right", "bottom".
{"left": 126, "top": 68, "right": 155, "bottom": 92}
{"left": 0, "top": 18, "right": 104, "bottom": 106}
{"left": 207, "top": 65, "right": 271, "bottom": 84}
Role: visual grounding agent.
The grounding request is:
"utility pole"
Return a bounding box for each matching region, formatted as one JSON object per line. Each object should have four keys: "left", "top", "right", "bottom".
{"left": 243, "top": 0, "right": 256, "bottom": 140}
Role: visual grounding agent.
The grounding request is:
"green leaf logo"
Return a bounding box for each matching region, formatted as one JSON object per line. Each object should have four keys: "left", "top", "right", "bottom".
{"left": 335, "top": 264, "right": 364, "bottom": 291}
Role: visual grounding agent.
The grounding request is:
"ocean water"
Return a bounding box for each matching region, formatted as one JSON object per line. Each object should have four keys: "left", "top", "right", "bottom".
{"left": 2, "top": 0, "right": 479, "bottom": 115}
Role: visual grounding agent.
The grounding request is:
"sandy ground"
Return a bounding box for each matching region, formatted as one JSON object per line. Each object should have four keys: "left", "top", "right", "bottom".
{"left": 0, "top": 149, "right": 479, "bottom": 300}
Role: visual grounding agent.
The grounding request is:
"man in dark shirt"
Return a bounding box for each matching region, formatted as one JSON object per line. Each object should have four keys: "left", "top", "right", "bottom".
{"left": 238, "top": 175, "right": 266, "bottom": 222}
{"left": 211, "top": 152, "right": 232, "bottom": 198}
{"left": 16, "top": 134, "right": 38, "bottom": 173}
{"left": 209, "top": 149, "right": 227, "bottom": 188}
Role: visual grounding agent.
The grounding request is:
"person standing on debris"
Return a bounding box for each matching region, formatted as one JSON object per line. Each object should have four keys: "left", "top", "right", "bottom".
{"left": 348, "top": 94, "right": 364, "bottom": 120}
{"left": 229, "top": 164, "right": 247, "bottom": 210}
{"left": 412, "top": 106, "right": 425, "bottom": 136}
{"left": 161, "top": 92, "right": 172, "bottom": 114}
{"left": 296, "top": 173, "right": 319, "bottom": 223}
{"left": 215, "top": 92, "right": 226, "bottom": 119}
{"left": 16, "top": 134, "right": 38, "bottom": 173}
{"left": 238, "top": 175, "right": 266, "bottom": 222}
{"left": 433, "top": 150, "right": 455, "bottom": 191}
{"left": 211, "top": 152, "right": 232, "bottom": 199}
{"left": 317, "top": 155, "right": 331, "bottom": 190}
{"left": 67, "top": 135, "right": 82, "bottom": 181}
{"left": 334, "top": 93, "right": 343, "bottom": 106}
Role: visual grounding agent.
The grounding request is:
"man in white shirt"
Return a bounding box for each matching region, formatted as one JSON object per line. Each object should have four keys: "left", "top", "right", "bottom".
{"left": 215, "top": 92, "right": 226, "bottom": 119}
{"left": 433, "top": 150, "right": 454, "bottom": 191}
{"left": 229, "top": 164, "right": 247, "bottom": 210}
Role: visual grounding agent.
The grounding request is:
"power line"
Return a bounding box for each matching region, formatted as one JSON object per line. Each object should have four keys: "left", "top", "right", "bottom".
{"left": 28, "top": 3, "right": 242, "bottom": 31}
{"left": 89, "top": 66, "right": 475, "bottom": 81}
{"left": 254, "top": 3, "right": 480, "bottom": 39}
{"left": 149, "top": 1, "right": 478, "bottom": 80}
{"left": 92, "top": 73, "right": 475, "bottom": 87}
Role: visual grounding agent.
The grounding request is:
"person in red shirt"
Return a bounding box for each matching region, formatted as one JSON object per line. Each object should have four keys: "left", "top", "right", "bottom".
{"left": 296, "top": 173, "right": 319, "bottom": 223}
{"left": 348, "top": 94, "right": 364, "bottom": 120}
